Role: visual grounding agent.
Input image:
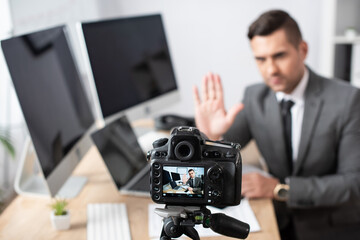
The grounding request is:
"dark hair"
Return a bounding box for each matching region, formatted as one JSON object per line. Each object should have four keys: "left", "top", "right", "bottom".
{"left": 248, "top": 10, "right": 302, "bottom": 47}
{"left": 188, "top": 169, "right": 194, "bottom": 173}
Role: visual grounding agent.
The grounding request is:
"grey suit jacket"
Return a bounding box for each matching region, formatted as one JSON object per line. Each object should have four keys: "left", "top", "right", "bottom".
{"left": 224, "top": 68, "right": 360, "bottom": 239}
{"left": 186, "top": 177, "right": 203, "bottom": 193}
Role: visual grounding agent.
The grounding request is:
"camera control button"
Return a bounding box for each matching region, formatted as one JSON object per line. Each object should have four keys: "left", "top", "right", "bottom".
{"left": 153, "top": 186, "right": 160, "bottom": 192}
{"left": 213, "top": 151, "right": 221, "bottom": 158}
{"left": 208, "top": 166, "right": 223, "bottom": 182}
{"left": 153, "top": 162, "right": 160, "bottom": 169}
{"left": 212, "top": 190, "right": 221, "bottom": 197}
{"left": 225, "top": 151, "right": 236, "bottom": 158}
{"left": 161, "top": 152, "right": 167, "bottom": 157}
{"left": 154, "top": 170, "right": 160, "bottom": 177}
{"left": 153, "top": 194, "right": 160, "bottom": 201}
{"left": 155, "top": 151, "right": 161, "bottom": 157}
{"left": 203, "top": 151, "right": 210, "bottom": 157}
{"left": 154, "top": 178, "right": 160, "bottom": 185}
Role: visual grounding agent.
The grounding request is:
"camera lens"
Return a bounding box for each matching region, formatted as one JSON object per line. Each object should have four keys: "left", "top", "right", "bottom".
{"left": 174, "top": 141, "right": 195, "bottom": 161}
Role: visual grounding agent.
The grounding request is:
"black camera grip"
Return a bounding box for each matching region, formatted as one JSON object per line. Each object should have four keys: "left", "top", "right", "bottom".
{"left": 209, "top": 213, "right": 250, "bottom": 239}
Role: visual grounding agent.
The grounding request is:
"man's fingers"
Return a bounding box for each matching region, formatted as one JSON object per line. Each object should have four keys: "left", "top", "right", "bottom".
{"left": 214, "top": 74, "right": 223, "bottom": 100}
{"left": 193, "top": 85, "right": 201, "bottom": 106}
{"left": 202, "top": 74, "right": 209, "bottom": 101}
{"left": 208, "top": 73, "right": 216, "bottom": 100}
{"left": 226, "top": 103, "right": 244, "bottom": 125}
{"left": 200, "top": 72, "right": 223, "bottom": 101}
{"left": 242, "top": 182, "right": 254, "bottom": 197}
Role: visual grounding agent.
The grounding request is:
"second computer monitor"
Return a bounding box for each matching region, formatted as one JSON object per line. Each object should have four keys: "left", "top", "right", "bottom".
{"left": 171, "top": 172, "right": 181, "bottom": 181}
{"left": 81, "top": 14, "right": 179, "bottom": 122}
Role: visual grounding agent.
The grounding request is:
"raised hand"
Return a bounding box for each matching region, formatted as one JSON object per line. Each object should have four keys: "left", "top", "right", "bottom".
{"left": 193, "top": 72, "right": 244, "bottom": 140}
{"left": 182, "top": 173, "right": 189, "bottom": 185}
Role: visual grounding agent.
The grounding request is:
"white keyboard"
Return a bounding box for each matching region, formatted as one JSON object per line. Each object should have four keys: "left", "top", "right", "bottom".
{"left": 87, "top": 203, "right": 131, "bottom": 240}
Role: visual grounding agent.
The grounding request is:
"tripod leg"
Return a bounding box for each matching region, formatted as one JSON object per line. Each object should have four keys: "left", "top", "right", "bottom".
{"left": 183, "top": 226, "right": 200, "bottom": 240}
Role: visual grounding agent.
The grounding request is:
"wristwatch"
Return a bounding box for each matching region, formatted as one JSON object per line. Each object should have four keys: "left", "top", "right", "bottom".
{"left": 273, "top": 183, "right": 290, "bottom": 201}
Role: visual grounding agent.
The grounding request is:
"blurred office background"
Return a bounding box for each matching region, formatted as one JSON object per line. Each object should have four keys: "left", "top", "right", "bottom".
{"left": 0, "top": 0, "right": 359, "bottom": 207}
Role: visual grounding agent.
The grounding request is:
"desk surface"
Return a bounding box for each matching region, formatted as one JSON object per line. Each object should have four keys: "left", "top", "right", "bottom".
{"left": 0, "top": 146, "right": 280, "bottom": 240}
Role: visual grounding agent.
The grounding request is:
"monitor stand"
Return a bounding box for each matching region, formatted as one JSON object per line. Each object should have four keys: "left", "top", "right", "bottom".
{"left": 14, "top": 137, "right": 87, "bottom": 199}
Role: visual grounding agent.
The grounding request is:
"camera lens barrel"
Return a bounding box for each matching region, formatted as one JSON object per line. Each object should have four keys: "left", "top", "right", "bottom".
{"left": 174, "top": 141, "right": 194, "bottom": 161}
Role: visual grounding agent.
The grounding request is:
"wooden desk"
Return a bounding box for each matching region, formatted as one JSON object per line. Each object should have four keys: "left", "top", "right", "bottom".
{"left": 0, "top": 146, "right": 280, "bottom": 240}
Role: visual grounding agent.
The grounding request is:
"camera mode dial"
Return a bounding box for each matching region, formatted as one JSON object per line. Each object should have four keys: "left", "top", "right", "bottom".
{"left": 207, "top": 165, "right": 223, "bottom": 183}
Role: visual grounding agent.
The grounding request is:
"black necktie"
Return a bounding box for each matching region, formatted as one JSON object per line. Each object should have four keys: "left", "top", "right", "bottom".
{"left": 280, "top": 99, "right": 295, "bottom": 172}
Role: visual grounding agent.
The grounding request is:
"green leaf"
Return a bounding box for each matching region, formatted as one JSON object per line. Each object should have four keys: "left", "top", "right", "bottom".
{"left": 0, "top": 133, "right": 15, "bottom": 159}
{"left": 50, "top": 199, "right": 68, "bottom": 216}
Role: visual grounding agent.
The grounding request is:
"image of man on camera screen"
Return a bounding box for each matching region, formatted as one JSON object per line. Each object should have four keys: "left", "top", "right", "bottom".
{"left": 182, "top": 168, "right": 204, "bottom": 194}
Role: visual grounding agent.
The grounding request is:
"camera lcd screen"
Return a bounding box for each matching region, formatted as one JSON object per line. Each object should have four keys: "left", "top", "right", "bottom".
{"left": 162, "top": 166, "right": 204, "bottom": 198}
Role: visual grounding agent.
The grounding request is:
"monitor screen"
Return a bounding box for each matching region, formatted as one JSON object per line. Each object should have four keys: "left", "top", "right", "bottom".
{"left": 163, "top": 170, "right": 172, "bottom": 186}
{"left": 171, "top": 172, "right": 181, "bottom": 181}
{"left": 1, "top": 26, "right": 94, "bottom": 179}
{"left": 81, "top": 14, "right": 178, "bottom": 119}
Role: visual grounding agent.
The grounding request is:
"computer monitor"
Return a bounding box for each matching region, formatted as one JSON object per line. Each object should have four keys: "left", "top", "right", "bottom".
{"left": 80, "top": 14, "right": 179, "bottom": 123}
{"left": 1, "top": 25, "right": 95, "bottom": 197}
{"left": 171, "top": 172, "right": 181, "bottom": 181}
{"left": 163, "top": 170, "right": 172, "bottom": 185}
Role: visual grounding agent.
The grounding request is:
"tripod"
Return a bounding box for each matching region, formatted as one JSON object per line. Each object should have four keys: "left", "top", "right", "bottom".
{"left": 155, "top": 205, "right": 250, "bottom": 240}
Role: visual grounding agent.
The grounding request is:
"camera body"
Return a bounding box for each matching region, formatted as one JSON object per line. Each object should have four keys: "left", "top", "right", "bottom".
{"left": 148, "top": 126, "right": 242, "bottom": 207}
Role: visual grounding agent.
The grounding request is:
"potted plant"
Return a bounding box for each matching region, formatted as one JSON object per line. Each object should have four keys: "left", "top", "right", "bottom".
{"left": 0, "top": 130, "right": 15, "bottom": 159}
{"left": 345, "top": 27, "right": 358, "bottom": 39}
{"left": 49, "top": 198, "right": 71, "bottom": 230}
{"left": 0, "top": 130, "right": 15, "bottom": 212}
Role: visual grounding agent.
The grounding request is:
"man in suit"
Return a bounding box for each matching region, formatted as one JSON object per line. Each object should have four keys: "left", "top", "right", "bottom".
{"left": 193, "top": 10, "right": 360, "bottom": 240}
{"left": 183, "top": 169, "right": 203, "bottom": 194}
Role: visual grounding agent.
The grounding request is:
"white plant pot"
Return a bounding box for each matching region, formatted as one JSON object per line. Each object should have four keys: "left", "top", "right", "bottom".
{"left": 345, "top": 28, "right": 357, "bottom": 39}
{"left": 50, "top": 210, "right": 71, "bottom": 230}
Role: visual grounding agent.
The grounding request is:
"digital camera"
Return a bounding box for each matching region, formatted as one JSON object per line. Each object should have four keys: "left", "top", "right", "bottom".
{"left": 148, "top": 126, "right": 242, "bottom": 207}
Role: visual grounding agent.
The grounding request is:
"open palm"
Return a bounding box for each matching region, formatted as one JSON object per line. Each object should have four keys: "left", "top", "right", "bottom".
{"left": 193, "top": 73, "right": 244, "bottom": 140}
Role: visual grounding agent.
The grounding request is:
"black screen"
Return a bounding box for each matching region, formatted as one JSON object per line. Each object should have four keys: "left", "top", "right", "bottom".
{"left": 163, "top": 170, "right": 172, "bottom": 185}
{"left": 82, "top": 14, "right": 177, "bottom": 118}
{"left": 91, "top": 116, "right": 147, "bottom": 190}
{"left": 1, "top": 26, "right": 94, "bottom": 178}
{"left": 171, "top": 172, "right": 181, "bottom": 181}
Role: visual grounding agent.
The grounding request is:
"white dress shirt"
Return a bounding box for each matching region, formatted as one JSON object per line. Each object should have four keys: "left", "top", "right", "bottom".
{"left": 276, "top": 68, "right": 309, "bottom": 163}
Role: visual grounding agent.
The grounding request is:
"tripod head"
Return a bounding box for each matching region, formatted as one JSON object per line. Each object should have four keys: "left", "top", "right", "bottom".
{"left": 155, "top": 205, "right": 250, "bottom": 240}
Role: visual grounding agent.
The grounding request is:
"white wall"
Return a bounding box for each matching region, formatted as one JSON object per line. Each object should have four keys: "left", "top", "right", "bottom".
{"left": 100, "top": 0, "right": 323, "bottom": 116}
{"left": 6, "top": 0, "right": 324, "bottom": 118}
